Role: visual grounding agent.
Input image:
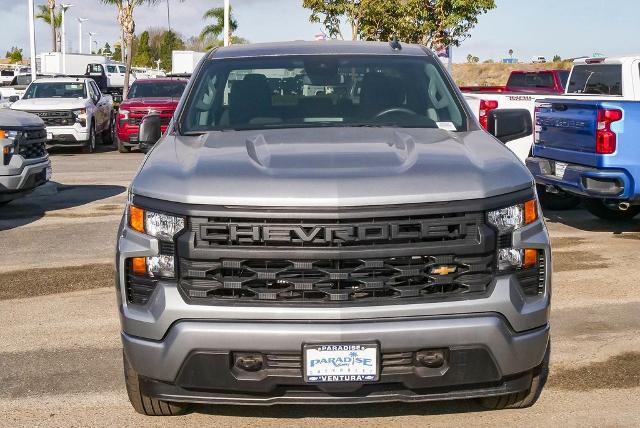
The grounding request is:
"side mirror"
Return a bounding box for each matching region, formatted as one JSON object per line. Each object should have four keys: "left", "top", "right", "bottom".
{"left": 8, "top": 96, "right": 19, "bottom": 103}
{"left": 138, "top": 113, "right": 162, "bottom": 152}
{"left": 487, "top": 109, "right": 533, "bottom": 143}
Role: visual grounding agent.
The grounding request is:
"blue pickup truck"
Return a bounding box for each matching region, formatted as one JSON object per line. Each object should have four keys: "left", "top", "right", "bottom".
{"left": 527, "top": 56, "right": 640, "bottom": 220}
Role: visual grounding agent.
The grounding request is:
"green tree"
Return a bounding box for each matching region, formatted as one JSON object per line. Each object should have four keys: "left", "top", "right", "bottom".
{"left": 112, "top": 42, "right": 122, "bottom": 61}
{"left": 552, "top": 54, "right": 562, "bottom": 62}
{"left": 303, "top": 0, "right": 496, "bottom": 47}
{"left": 102, "top": 42, "right": 112, "bottom": 55}
{"left": 508, "top": 48, "right": 514, "bottom": 58}
{"left": 133, "top": 31, "right": 152, "bottom": 67}
{"left": 200, "top": 6, "right": 238, "bottom": 40}
{"left": 159, "top": 31, "right": 185, "bottom": 71}
{"left": 6, "top": 47, "right": 23, "bottom": 63}
{"left": 36, "top": 3, "right": 62, "bottom": 51}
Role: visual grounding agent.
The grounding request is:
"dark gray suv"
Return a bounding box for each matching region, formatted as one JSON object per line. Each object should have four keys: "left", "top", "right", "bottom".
{"left": 116, "top": 41, "right": 550, "bottom": 415}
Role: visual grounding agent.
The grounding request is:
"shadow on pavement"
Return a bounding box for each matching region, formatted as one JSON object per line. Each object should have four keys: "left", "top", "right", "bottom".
{"left": 0, "top": 182, "right": 126, "bottom": 231}
{"left": 193, "top": 399, "right": 484, "bottom": 419}
{"left": 46, "top": 144, "right": 118, "bottom": 156}
{"left": 544, "top": 208, "right": 640, "bottom": 233}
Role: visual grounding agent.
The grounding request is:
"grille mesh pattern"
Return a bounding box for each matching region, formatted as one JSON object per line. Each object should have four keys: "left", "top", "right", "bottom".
{"left": 27, "top": 111, "right": 74, "bottom": 127}
{"left": 180, "top": 254, "right": 494, "bottom": 303}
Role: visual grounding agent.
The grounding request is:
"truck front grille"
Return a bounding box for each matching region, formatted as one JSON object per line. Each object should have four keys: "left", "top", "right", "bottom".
{"left": 18, "top": 127, "right": 47, "bottom": 159}
{"left": 27, "top": 110, "right": 75, "bottom": 127}
{"left": 176, "top": 210, "right": 496, "bottom": 305}
{"left": 180, "top": 254, "right": 494, "bottom": 303}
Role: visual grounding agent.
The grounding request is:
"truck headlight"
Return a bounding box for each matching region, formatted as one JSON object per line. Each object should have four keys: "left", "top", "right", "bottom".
{"left": 0, "top": 129, "right": 18, "bottom": 165}
{"left": 72, "top": 108, "right": 87, "bottom": 127}
{"left": 488, "top": 199, "right": 539, "bottom": 271}
{"left": 487, "top": 199, "right": 538, "bottom": 233}
{"left": 128, "top": 205, "right": 185, "bottom": 240}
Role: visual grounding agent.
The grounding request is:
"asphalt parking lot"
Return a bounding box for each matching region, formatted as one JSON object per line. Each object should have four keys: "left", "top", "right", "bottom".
{"left": 1, "top": 146, "right": 639, "bottom": 427}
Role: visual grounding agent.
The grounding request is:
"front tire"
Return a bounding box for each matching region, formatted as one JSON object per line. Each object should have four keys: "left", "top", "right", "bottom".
{"left": 117, "top": 136, "right": 132, "bottom": 153}
{"left": 584, "top": 199, "right": 640, "bottom": 220}
{"left": 537, "top": 185, "right": 581, "bottom": 211}
{"left": 123, "top": 351, "right": 190, "bottom": 416}
{"left": 81, "top": 124, "right": 96, "bottom": 154}
{"left": 479, "top": 341, "right": 550, "bottom": 410}
{"left": 102, "top": 113, "right": 115, "bottom": 145}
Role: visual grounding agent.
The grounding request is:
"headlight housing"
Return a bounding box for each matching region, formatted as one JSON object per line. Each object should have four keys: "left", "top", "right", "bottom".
{"left": 0, "top": 129, "right": 18, "bottom": 165}
{"left": 127, "top": 205, "right": 184, "bottom": 279}
{"left": 72, "top": 108, "right": 87, "bottom": 127}
{"left": 487, "top": 199, "right": 538, "bottom": 233}
{"left": 488, "top": 199, "right": 540, "bottom": 271}
{"left": 128, "top": 205, "right": 185, "bottom": 240}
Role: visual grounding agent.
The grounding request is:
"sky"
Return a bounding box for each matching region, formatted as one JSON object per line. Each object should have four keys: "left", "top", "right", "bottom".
{"left": 1, "top": 0, "right": 639, "bottom": 63}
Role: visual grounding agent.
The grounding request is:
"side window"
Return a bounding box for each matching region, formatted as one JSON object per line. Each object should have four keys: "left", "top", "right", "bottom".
{"left": 89, "top": 82, "right": 100, "bottom": 102}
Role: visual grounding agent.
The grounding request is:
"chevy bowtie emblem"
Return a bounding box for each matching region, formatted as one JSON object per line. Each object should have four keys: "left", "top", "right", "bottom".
{"left": 430, "top": 266, "right": 457, "bottom": 276}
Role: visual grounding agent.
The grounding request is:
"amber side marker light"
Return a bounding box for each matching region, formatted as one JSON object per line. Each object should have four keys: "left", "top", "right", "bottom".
{"left": 524, "top": 199, "right": 538, "bottom": 225}
{"left": 0, "top": 130, "right": 6, "bottom": 139}
{"left": 129, "top": 205, "right": 145, "bottom": 233}
{"left": 131, "top": 257, "right": 147, "bottom": 276}
{"left": 523, "top": 249, "right": 538, "bottom": 269}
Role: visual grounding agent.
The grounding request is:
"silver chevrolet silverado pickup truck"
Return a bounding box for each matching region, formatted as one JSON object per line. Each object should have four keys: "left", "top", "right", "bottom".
{"left": 116, "top": 41, "right": 551, "bottom": 415}
{"left": 0, "top": 109, "right": 51, "bottom": 205}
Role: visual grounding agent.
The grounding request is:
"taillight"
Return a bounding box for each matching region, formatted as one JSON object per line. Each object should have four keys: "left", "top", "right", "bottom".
{"left": 479, "top": 99, "right": 499, "bottom": 130}
{"left": 596, "top": 108, "right": 622, "bottom": 154}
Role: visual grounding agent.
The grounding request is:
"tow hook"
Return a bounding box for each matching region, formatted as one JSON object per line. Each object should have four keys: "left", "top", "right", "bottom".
{"left": 618, "top": 201, "right": 631, "bottom": 211}
{"left": 545, "top": 185, "right": 560, "bottom": 194}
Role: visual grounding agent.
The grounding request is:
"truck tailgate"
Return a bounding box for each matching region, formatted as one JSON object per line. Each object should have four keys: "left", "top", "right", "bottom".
{"left": 534, "top": 99, "right": 600, "bottom": 166}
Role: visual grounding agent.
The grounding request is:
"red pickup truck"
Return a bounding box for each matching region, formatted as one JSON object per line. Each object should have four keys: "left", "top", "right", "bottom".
{"left": 460, "top": 70, "right": 569, "bottom": 95}
{"left": 115, "top": 78, "right": 187, "bottom": 153}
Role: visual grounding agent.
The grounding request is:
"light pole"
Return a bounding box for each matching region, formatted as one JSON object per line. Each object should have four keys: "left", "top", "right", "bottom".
{"left": 155, "top": 59, "right": 161, "bottom": 71}
{"left": 28, "top": 0, "right": 37, "bottom": 81}
{"left": 61, "top": 4, "right": 73, "bottom": 73}
{"left": 77, "top": 18, "right": 88, "bottom": 54}
{"left": 88, "top": 32, "right": 97, "bottom": 55}
{"left": 223, "top": 0, "right": 230, "bottom": 47}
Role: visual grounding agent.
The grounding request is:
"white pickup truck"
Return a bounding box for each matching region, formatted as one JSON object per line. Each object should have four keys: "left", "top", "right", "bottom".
{"left": 10, "top": 77, "right": 114, "bottom": 153}
{"left": 463, "top": 92, "right": 546, "bottom": 161}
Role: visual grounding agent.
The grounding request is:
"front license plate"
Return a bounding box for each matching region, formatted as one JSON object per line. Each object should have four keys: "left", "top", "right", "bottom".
{"left": 46, "top": 132, "right": 53, "bottom": 141}
{"left": 45, "top": 166, "right": 52, "bottom": 181}
{"left": 554, "top": 161, "right": 568, "bottom": 178}
{"left": 304, "top": 344, "right": 379, "bottom": 383}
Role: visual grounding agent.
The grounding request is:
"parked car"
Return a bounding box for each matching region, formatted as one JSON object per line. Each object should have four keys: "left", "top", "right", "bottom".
{"left": 460, "top": 70, "right": 569, "bottom": 95}
{"left": 115, "top": 78, "right": 187, "bottom": 152}
{"left": 0, "top": 109, "right": 51, "bottom": 205}
{"left": 10, "top": 77, "right": 114, "bottom": 153}
{"left": 116, "top": 41, "right": 550, "bottom": 416}
{"left": 528, "top": 56, "right": 640, "bottom": 219}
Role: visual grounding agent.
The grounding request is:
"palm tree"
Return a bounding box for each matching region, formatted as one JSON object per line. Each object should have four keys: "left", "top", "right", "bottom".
{"left": 200, "top": 6, "right": 238, "bottom": 41}
{"left": 36, "top": 3, "right": 62, "bottom": 51}
{"left": 99, "top": 1, "right": 156, "bottom": 99}
{"left": 48, "top": 0, "right": 57, "bottom": 51}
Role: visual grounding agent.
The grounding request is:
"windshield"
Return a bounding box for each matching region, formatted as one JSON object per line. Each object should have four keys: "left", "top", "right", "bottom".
{"left": 180, "top": 55, "right": 466, "bottom": 133}
{"left": 23, "top": 82, "right": 86, "bottom": 99}
{"left": 558, "top": 71, "right": 569, "bottom": 88}
{"left": 128, "top": 81, "right": 187, "bottom": 98}
{"left": 567, "top": 64, "right": 622, "bottom": 95}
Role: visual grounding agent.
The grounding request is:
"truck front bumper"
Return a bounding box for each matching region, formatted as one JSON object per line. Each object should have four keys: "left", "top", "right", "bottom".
{"left": 527, "top": 156, "right": 637, "bottom": 201}
{"left": 0, "top": 158, "right": 51, "bottom": 202}
{"left": 46, "top": 124, "right": 89, "bottom": 145}
{"left": 123, "top": 316, "right": 549, "bottom": 405}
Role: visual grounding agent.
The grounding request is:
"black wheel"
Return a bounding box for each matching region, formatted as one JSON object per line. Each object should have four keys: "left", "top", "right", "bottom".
{"left": 584, "top": 199, "right": 640, "bottom": 220}
{"left": 479, "top": 341, "right": 550, "bottom": 410}
{"left": 102, "top": 113, "right": 115, "bottom": 145}
{"left": 123, "top": 351, "right": 190, "bottom": 416}
{"left": 537, "top": 185, "right": 581, "bottom": 211}
{"left": 81, "top": 124, "right": 96, "bottom": 154}
{"left": 117, "top": 136, "right": 132, "bottom": 153}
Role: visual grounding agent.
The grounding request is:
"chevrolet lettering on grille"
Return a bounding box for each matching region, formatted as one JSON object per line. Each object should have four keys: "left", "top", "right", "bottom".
{"left": 199, "top": 222, "right": 467, "bottom": 245}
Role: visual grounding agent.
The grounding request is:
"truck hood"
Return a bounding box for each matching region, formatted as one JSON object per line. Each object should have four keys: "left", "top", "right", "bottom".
{"left": 0, "top": 108, "right": 44, "bottom": 128}
{"left": 133, "top": 128, "right": 533, "bottom": 207}
{"left": 119, "top": 97, "right": 179, "bottom": 111}
{"left": 11, "top": 98, "right": 87, "bottom": 110}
